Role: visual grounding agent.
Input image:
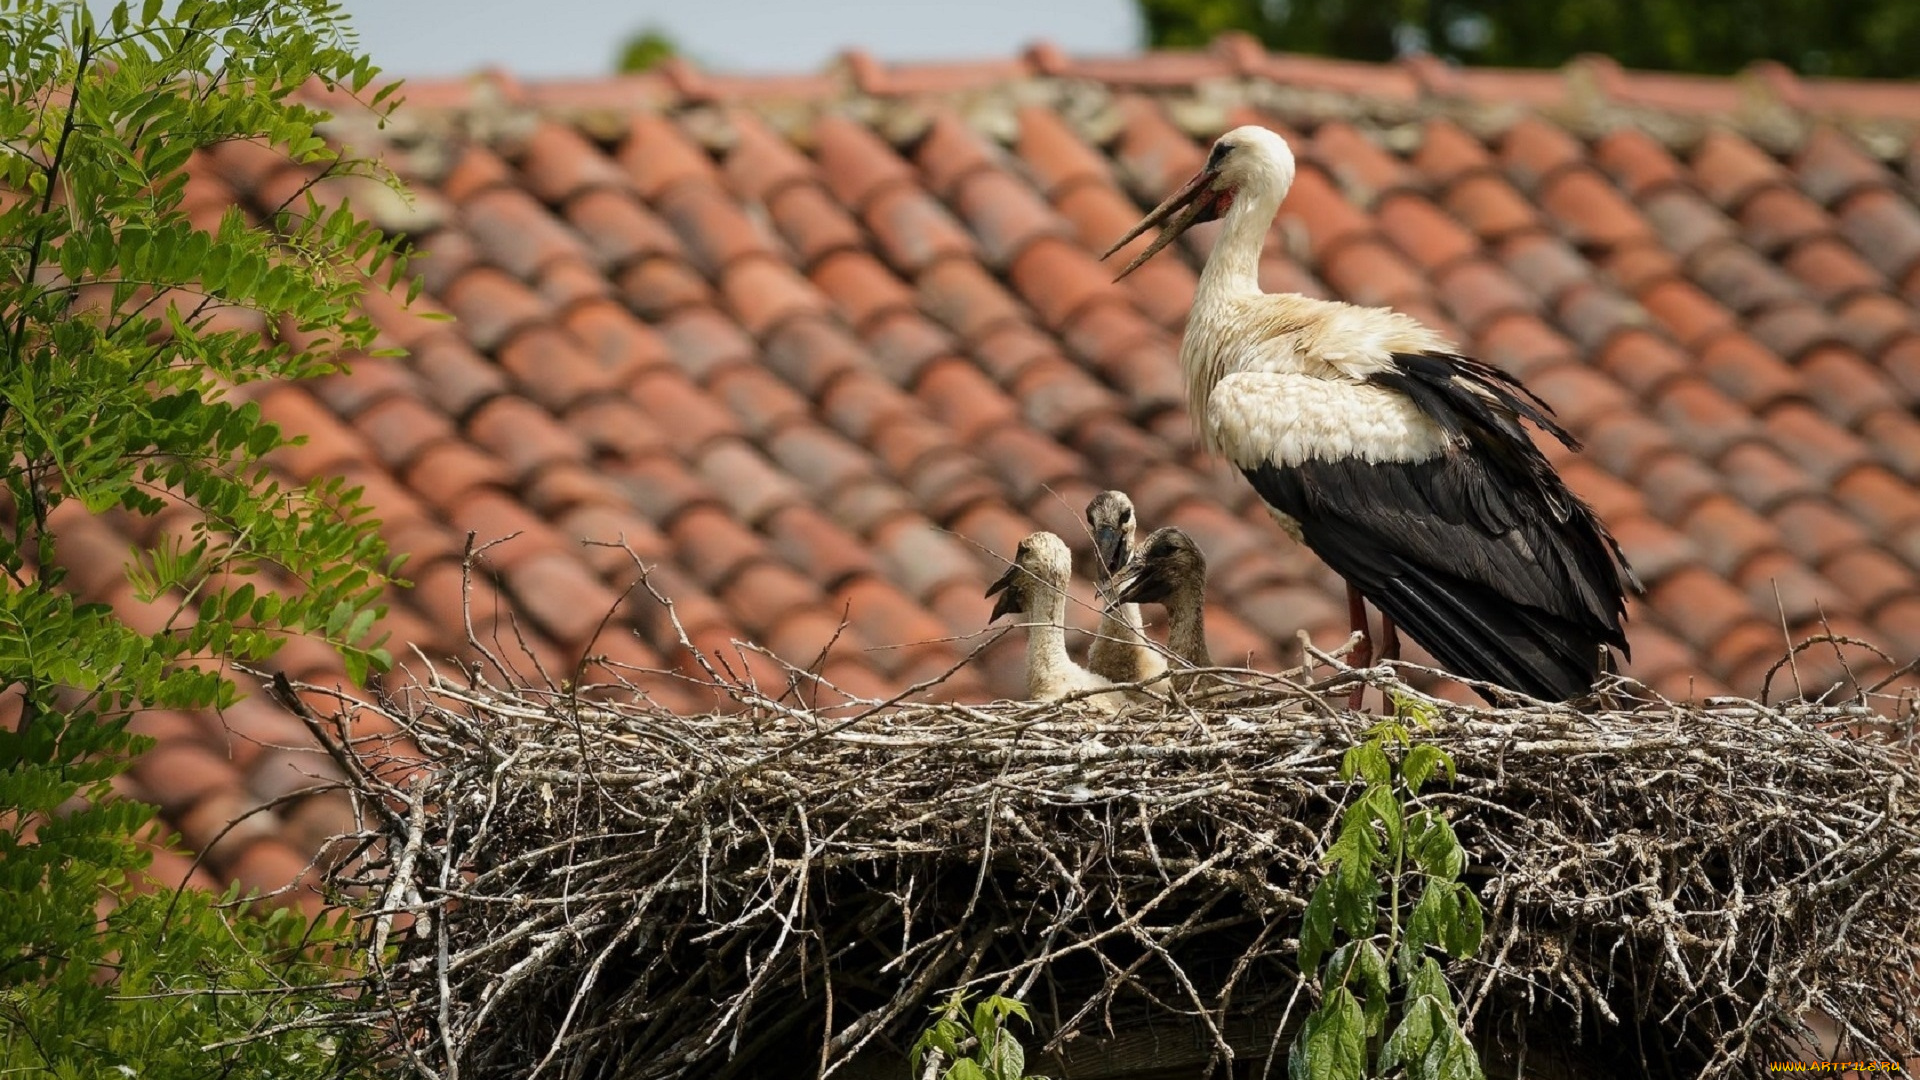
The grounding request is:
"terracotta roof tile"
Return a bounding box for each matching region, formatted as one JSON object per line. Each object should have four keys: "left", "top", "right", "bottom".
{"left": 1859, "top": 410, "right": 1920, "bottom": 479}
{"left": 865, "top": 186, "right": 977, "bottom": 273}
{"left": 1594, "top": 128, "right": 1685, "bottom": 199}
{"left": 1542, "top": 169, "right": 1656, "bottom": 250}
{"left": 1825, "top": 546, "right": 1915, "bottom": 612}
{"left": 464, "top": 186, "right": 596, "bottom": 278}
{"left": 1783, "top": 237, "right": 1885, "bottom": 303}
{"left": 1373, "top": 192, "right": 1476, "bottom": 271}
{"left": 1773, "top": 497, "right": 1873, "bottom": 566}
{"left": 658, "top": 183, "right": 782, "bottom": 276}
{"left": 1498, "top": 232, "right": 1594, "bottom": 303}
{"left": 1717, "top": 441, "right": 1820, "bottom": 512}
{"left": 1411, "top": 118, "right": 1493, "bottom": 185}
{"left": 1734, "top": 192, "right": 1831, "bottom": 263}
{"left": 1637, "top": 451, "right": 1727, "bottom": 521}
{"left": 617, "top": 258, "right": 711, "bottom": 319}
{"left": 1835, "top": 293, "right": 1914, "bottom": 355}
{"left": 1794, "top": 127, "right": 1890, "bottom": 206}
{"left": 1321, "top": 240, "right": 1427, "bottom": 309}
{"left": 448, "top": 491, "right": 576, "bottom": 570}
{"left": 563, "top": 188, "right": 686, "bottom": 267}
{"left": 1015, "top": 106, "right": 1116, "bottom": 199}
{"left": 1010, "top": 357, "right": 1122, "bottom": 435}
{"left": 1690, "top": 130, "right": 1789, "bottom": 210}
{"left": 1837, "top": 188, "right": 1920, "bottom": 281}
{"left": 1682, "top": 494, "right": 1781, "bottom": 577}
{"left": 1647, "top": 565, "right": 1756, "bottom": 645}
{"left": 1734, "top": 551, "right": 1835, "bottom": 627}
{"left": 1433, "top": 258, "right": 1537, "bottom": 332}
{"left": 518, "top": 122, "right": 630, "bottom": 204}
{"left": 765, "top": 184, "right": 866, "bottom": 271}
{"left": 1442, "top": 172, "right": 1539, "bottom": 241}
{"left": 501, "top": 325, "right": 629, "bottom": 409}
{"left": 720, "top": 112, "right": 818, "bottom": 204}
{"left": 1280, "top": 167, "right": 1374, "bottom": 258}
{"left": 113, "top": 45, "right": 1920, "bottom": 886}
{"left": 1554, "top": 282, "right": 1650, "bottom": 353}
{"left": 1009, "top": 238, "right": 1130, "bottom": 331}
{"left": 720, "top": 257, "right": 830, "bottom": 338}
{"left": 356, "top": 393, "right": 456, "bottom": 470}
{"left": 1834, "top": 466, "right": 1920, "bottom": 536}
{"left": 1499, "top": 117, "right": 1586, "bottom": 192}
{"left": 468, "top": 395, "right": 590, "bottom": 479}
{"left": 1885, "top": 336, "right": 1920, "bottom": 398}
{"left": 618, "top": 112, "right": 720, "bottom": 201}
{"left": 535, "top": 258, "right": 614, "bottom": 307}
{"left": 500, "top": 552, "right": 629, "bottom": 650}
{"left": 719, "top": 561, "right": 830, "bottom": 638}
{"left": 1763, "top": 402, "right": 1873, "bottom": 483}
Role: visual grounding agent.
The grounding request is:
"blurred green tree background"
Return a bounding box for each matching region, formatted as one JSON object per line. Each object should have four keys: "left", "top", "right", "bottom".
{"left": 1138, "top": 0, "right": 1920, "bottom": 76}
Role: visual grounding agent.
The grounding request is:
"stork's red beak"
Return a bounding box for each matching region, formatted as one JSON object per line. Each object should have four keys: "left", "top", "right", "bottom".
{"left": 1099, "top": 164, "right": 1233, "bottom": 281}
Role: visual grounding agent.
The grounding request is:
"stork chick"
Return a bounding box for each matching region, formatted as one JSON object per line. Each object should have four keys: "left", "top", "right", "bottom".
{"left": 1102, "top": 125, "right": 1639, "bottom": 705}
{"left": 986, "top": 531, "right": 1126, "bottom": 713}
{"left": 1084, "top": 491, "right": 1169, "bottom": 691}
{"left": 1107, "top": 527, "right": 1214, "bottom": 697}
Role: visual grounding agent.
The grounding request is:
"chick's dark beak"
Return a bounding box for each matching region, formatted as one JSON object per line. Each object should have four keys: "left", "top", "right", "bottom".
{"left": 985, "top": 564, "right": 1022, "bottom": 622}
{"left": 1093, "top": 525, "right": 1126, "bottom": 577}
{"left": 1100, "top": 164, "right": 1230, "bottom": 281}
{"left": 1107, "top": 561, "right": 1167, "bottom": 607}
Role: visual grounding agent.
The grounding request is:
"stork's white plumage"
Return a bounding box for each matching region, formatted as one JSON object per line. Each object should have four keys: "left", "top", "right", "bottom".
{"left": 986, "top": 531, "right": 1128, "bottom": 713}
{"left": 1103, "top": 126, "right": 1640, "bottom": 703}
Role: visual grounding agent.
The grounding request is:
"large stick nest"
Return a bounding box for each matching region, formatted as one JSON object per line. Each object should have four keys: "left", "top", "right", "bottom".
{"left": 294, "top": 612, "right": 1920, "bottom": 1080}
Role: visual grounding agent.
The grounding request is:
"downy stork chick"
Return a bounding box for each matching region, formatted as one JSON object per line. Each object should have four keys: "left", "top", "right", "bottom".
{"left": 986, "top": 531, "right": 1127, "bottom": 713}
{"left": 1084, "top": 491, "right": 1169, "bottom": 690}
{"left": 1102, "top": 126, "right": 1639, "bottom": 703}
{"left": 1107, "top": 527, "right": 1214, "bottom": 696}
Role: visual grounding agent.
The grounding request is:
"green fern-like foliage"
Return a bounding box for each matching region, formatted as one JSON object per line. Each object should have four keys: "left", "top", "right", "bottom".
{"left": 0, "top": 0, "right": 412, "bottom": 1073}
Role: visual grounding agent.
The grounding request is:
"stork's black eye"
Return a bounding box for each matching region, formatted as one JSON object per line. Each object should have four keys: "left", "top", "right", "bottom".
{"left": 1207, "top": 141, "right": 1233, "bottom": 170}
{"left": 1119, "top": 506, "right": 1133, "bottom": 525}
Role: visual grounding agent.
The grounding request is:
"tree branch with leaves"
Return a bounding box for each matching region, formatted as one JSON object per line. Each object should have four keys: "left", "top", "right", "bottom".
{"left": 0, "top": 0, "right": 414, "bottom": 1074}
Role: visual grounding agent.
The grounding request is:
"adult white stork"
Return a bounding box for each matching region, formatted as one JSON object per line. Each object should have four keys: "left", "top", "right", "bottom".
{"left": 1101, "top": 125, "right": 1639, "bottom": 703}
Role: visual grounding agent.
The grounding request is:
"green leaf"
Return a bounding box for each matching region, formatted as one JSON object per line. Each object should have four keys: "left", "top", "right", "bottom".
{"left": 1287, "top": 987, "right": 1366, "bottom": 1080}
{"left": 1352, "top": 940, "right": 1391, "bottom": 1037}
{"left": 1408, "top": 810, "right": 1465, "bottom": 882}
{"left": 1381, "top": 995, "right": 1442, "bottom": 1073}
{"left": 1299, "top": 877, "right": 1336, "bottom": 973}
{"left": 1443, "top": 886, "right": 1484, "bottom": 959}
{"left": 985, "top": 1027, "right": 1025, "bottom": 1080}
{"left": 1408, "top": 956, "right": 1451, "bottom": 1004}
{"left": 1339, "top": 740, "right": 1390, "bottom": 786}
{"left": 1419, "top": 1023, "right": 1487, "bottom": 1080}
{"left": 1402, "top": 743, "right": 1453, "bottom": 794}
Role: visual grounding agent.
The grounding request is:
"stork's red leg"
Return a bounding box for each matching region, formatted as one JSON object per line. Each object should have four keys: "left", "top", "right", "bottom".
{"left": 1380, "top": 616, "right": 1401, "bottom": 663}
{"left": 1346, "top": 583, "right": 1371, "bottom": 711}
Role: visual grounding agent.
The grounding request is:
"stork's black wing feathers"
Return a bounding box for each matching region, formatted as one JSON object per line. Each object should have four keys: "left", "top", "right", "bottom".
{"left": 1241, "top": 351, "right": 1639, "bottom": 702}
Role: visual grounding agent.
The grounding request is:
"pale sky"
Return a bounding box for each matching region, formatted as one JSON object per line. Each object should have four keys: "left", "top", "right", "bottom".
{"left": 333, "top": 0, "right": 1144, "bottom": 78}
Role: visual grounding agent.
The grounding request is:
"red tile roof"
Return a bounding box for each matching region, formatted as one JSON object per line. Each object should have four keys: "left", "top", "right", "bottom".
{"left": 92, "top": 36, "right": 1920, "bottom": 897}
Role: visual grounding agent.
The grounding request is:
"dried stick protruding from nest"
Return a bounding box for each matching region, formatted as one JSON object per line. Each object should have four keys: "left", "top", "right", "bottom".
{"left": 310, "top": 572, "right": 1920, "bottom": 1080}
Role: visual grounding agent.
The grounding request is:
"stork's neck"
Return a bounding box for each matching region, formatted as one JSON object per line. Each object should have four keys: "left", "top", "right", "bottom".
{"left": 1023, "top": 584, "right": 1077, "bottom": 698}
{"left": 1165, "top": 585, "right": 1212, "bottom": 676}
{"left": 1197, "top": 183, "right": 1285, "bottom": 299}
